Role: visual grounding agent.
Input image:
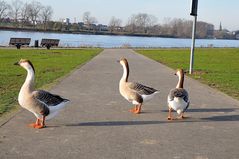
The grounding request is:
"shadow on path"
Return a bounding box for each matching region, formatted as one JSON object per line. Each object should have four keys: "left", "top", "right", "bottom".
{"left": 161, "top": 108, "right": 237, "bottom": 113}
{"left": 62, "top": 114, "right": 239, "bottom": 127}
{"left": 201, "top": 115, "right": 239, "bottom": 121}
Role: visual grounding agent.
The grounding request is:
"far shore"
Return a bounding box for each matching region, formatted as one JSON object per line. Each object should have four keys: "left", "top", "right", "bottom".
{"left": 0, "top": 26, "right": 193, "bottom": 39}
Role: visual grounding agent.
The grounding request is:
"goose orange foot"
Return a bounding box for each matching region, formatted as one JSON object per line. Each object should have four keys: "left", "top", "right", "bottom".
{"left": 132, "top": 105, "right": 142, "bottom": 114}
{"left": 129, "top": 106, "right": 137, "bottom": 113}
{"left": 28, "top": 123, "right": 40, "bottom": 128}
{"left": 28, "top": 119, "right": 41, "bottom": 128}
{"left": 133, "top": 109, "right": 141, "bottom": 114}
{"left": 177, "top": 115, "right": 187, "bottom": 120}
{"left": 167, "top": 117, "right": 173, "bottom": 120}
{"left": 28, "top": 118, "right": 46, "bottom": 129}
{"left": 34, "top": 125, "right": 46, "bottom": 129}
{"left": 28, "top": 123, "right": 46, "bottom": 129}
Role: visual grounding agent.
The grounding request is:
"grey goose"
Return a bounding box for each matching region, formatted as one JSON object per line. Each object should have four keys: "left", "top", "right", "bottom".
{"left": 118, "top": 58, "right": 159, "bottom": 114}
{"left": 14, "top": 59, "right": 69, "bottom": 129}
{"left": 167, "top": 69, "right": 189, "bottom": 120}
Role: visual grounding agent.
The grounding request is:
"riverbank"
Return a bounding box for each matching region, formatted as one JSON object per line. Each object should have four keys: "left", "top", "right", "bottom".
{"left": 1, "top": 30, "right": 239, "bottom": 48}
{"left": 0, "top": 26, "right": 176, "bottom": 38}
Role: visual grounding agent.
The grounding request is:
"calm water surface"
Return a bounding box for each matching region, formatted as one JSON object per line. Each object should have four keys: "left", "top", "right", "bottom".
{"left": 0, "top": 30, "right": 239, "bottom": 48}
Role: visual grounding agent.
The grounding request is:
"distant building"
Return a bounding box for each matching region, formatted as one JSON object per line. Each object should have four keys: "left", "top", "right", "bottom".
{"left": 63, "top": 18, "right": 70, "bottom": 25}
{"left": 97, "top": 24, "right": 108, "bottom": 31}
{"left": 234, "top": 30, "right": 239, "bottom": 39}
{"left": 78, "top": 22, "right": 84, "bottom": 26}
{"left": 236, "top": 34, "right": 239, "bottom": 40}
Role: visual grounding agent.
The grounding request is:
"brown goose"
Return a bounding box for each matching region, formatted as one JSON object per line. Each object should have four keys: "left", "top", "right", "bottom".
{"left": 118, "top": 58, "right": 159, "bottom": 114}
{"left": 14, "top": 59, "right": 70, "bottom": 129}
{"left": 167, "top": 69, "right": 189, "bottom": 120}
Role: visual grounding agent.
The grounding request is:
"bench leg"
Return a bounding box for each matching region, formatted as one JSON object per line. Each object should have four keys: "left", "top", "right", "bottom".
{"left": 16, "top": 44, "right": 21, "bottom": 49}
{"left": 46, "top": 45, "right": 51, "bottom": 50}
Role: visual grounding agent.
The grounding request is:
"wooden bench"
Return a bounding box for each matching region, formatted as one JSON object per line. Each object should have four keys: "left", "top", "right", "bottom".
{"left": 9, "top": 38, "right": 31, "bottom": 49}
{"left": 41, "top": 39, "right": 60, "bottom": 49}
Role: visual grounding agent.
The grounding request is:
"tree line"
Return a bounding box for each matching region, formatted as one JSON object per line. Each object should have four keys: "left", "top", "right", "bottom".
{"left": 0, "top": 0, "right": 53, "bottom": 29}
{"left": 0, "top": 0, "right": 235, "bottom": 39}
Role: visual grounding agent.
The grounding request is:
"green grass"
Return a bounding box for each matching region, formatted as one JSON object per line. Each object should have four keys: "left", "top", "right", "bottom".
{"left": 0, "top": 48, "right": 102, "bottom": 116}
{"left": 136, "top": 48, "right": 239, "bottom": 100}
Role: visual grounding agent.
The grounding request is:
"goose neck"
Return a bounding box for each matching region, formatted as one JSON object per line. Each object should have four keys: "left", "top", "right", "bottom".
{"left": 21, "top": 68, "right": 35, "bottom": 93}
{"left": 121, "top": 63, "right": 129, "bottom": 82}
{"left": 176, "top": 74, "right": 184, "bottom": 89}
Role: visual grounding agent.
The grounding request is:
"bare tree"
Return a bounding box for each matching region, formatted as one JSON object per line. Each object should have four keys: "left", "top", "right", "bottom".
{"left": 126, "top": 13, "right": 157, "bottom": 34}
{"left": 10, "top": 0, "right": 23, "bottom": 23}
{"left": 160, "top": 18, "right": 192, "bottom": 37}
{"left": 197, "top": 21, "right": 214, "bottom": 38}
{"left": 0, "top": 0, "right": 10, "bottom": 21}
{"left": 28, "top": 1, "right": 43, "bottom": 26}
{"left": 108, "top": 16, "right": 122, "bottom": 33}
{"left": 125, "top": 14, "right": 137, "bottom": 33}
{"left": 148, "top": 24, "right": 161, "bottom": 35}
{"left": 82, "top": 11, "right": 97, "bottom": 30}
{"left": 135, "top": 13, "right": 149, "bottom": 28}
{"left": 20, "top": 2, "right": 30, "bottom": 27}
{"left": 40, "top": 5, "right": 53, "bottom": 30}
{"left": 135, "top": 13, "right": 157, "bottom": 33}
{"left": 159, "top": 18, "right": 214, "bottom": 38}
{"left": 160, "top": 17, "right": 171, "bottom": 36}
{"left": 53, "top": 21, "right": 62, "bottom": 31}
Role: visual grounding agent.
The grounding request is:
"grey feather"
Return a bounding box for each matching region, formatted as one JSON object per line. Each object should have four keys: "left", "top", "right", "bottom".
{"left": 127, "top": 82, "right": 159, "bottom": 95}
{"left": 184, "top": 102, "right": 190, "bottom": 112}
{"left": 168, "top": 88, "right": 189, "bottom": 103}
{"left": 33, "top": 90, "right": 69, "bottom": 106}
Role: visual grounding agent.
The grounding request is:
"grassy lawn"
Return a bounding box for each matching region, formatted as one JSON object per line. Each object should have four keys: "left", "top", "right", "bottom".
{"left": 0, "top": 48, "right": 102, "bottom": 116}
{"left": 136, "top": 48, "right": 239, "bottom": 100}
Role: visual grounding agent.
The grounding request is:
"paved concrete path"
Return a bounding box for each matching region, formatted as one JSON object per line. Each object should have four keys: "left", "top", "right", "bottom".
{"left": 0, "top": 49, "right": 239, "bottom": 159}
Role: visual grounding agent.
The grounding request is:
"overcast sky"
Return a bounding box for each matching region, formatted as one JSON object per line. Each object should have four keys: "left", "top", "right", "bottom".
{"left": 5, "top": 0, "right": 239, "bottom": 31}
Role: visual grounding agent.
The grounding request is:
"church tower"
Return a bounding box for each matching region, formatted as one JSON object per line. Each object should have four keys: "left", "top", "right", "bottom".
{"left": 219, "top": 22, "right": 222, "bottom": 31}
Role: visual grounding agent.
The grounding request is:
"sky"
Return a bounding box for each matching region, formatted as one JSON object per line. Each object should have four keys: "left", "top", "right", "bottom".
{"left": 5, "top": 0, "right": 239, "bottom": 31}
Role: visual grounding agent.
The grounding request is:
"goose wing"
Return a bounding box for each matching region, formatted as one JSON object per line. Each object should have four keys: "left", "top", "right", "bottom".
{"left": 127, "top": 82, "right": 158, "bottom": 95}
{"left": 168, "top": 88, "right": 189, "bottom": 102}
{"left": 33, "top": 90, "right": 69, "bottom": 106}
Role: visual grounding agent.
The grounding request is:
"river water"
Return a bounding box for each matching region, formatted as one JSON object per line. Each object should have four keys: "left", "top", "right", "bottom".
{"left": 0, "top": 30, "right": 239, "bottom": 48}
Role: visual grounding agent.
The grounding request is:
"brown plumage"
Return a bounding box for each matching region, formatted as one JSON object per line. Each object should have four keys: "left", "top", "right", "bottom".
{"left": 118, "top": 58, "right": 159, "bottom": 114}
{"left": 15, "top": 59, "right": 69, "bottom": 129}
{"left": 167, "top": 68, "right": 189, "bottom": 120}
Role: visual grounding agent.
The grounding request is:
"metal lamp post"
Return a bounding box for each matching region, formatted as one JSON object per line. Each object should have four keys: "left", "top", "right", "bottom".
{"left": 189, "top": 0, "right": 198, "bottom": 74}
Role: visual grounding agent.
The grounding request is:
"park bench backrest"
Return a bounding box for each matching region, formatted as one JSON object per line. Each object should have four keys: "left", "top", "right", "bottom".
{"left": 9, "top": 38, "right": 31, "bottom": 45}
{"left": 41, "top": 39, "right": 60, "bottom": 47}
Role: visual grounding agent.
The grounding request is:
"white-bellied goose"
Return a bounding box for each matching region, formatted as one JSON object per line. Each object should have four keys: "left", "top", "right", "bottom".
{"left": 118, "top": 58, "right": 159, "bottom": 114}
{"left": 167, "top": 69, "right": 189, "bottom": 120}
{"left": 14, "top": 59, "right": 70, "bottom": 129}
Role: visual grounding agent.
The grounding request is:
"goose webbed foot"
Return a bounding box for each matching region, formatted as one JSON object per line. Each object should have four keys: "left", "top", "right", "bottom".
{"left": 28, "top": 118, "right": 41, "bottom": 128}
{"left": 29, "top": 116, "right": 46, "bottom": 129}
{"left": 129, "top": 105, "right": 137, "bottom": 113}
{"left": 177, "top": 113, "right": 187, "bottom": 120}
{"left": 34, "top": 124, "right": 46, "bottom": 129}
{"left": 28, "top": 123, "right": 39, "bottom": 128}
{"left": 129, "top": 104, "right": 142, "bottom": 114}
{"left": 133, "top": 104, "right": 142, "bottom": 114}
{"left": 167, "top": 116, "right": 174, "bottom": 120}
{"left": 167, "top": 107, "right": 174, "bottom": 120}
